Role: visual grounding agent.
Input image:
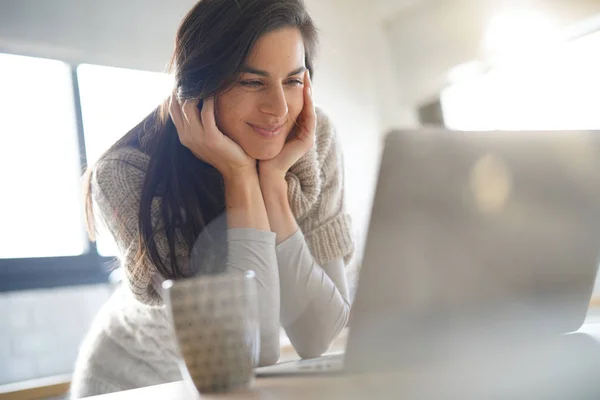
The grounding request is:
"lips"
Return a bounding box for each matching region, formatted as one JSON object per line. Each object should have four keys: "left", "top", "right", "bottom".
{"left": 248, "top": 123, "right": 284, "bottom": 138}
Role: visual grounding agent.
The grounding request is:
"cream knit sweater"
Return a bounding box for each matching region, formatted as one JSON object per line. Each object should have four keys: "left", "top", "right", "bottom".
{"left": 70, "top": 108, "right": 354, "bottom": 397}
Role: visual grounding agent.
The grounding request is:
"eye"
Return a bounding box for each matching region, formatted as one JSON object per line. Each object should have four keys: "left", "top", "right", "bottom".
{"left": 286, "top": 79, "right": 303, "bottom": 87}
{"left": 240, "top": 80, "right": 263, "bottom": 88}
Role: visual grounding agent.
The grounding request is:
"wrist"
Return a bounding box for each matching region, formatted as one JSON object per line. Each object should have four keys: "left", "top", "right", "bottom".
{"left": 223, "top": 166, "right": 259, "bottom": 187}
{"left": 259, "top": 176, "right": 296, "bottom": 244}
{"left": 258, "top": 162, "right": 287, "bottom": 180}
{"left": 259, "top": 164, "right": 287, "bottom": 184}
{"left": 259, "top": 173, "right": 288, "bottom": 198}
{"left": 223, "top": 167, "right": 271, "bottom": 231}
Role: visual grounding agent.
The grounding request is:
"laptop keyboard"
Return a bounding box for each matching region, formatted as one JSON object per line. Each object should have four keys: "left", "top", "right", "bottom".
{"left": 255, "top": 353, "right": 344, "bottom": 376}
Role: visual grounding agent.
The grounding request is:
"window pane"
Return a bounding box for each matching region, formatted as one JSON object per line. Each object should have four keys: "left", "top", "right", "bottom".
{"left": 77, "top": 64, "right": 173, "bottom": 256}
{"left": 0, "top": 54, "right": 86, "bottom": 258}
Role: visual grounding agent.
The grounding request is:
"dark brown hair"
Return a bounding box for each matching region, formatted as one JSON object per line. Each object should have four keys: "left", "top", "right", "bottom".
{"left": 83, "top": 0, "right": 319, "bottom": 280}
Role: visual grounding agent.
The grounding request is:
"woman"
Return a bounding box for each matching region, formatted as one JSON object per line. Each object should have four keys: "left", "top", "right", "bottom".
{"left": 71, "top": 0, "right": 354, "bottom": 397}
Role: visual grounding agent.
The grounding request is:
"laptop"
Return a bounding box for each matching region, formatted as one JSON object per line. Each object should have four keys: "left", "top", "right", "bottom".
{"left": 256, "top": 128, "right": 600, "bottom": 379}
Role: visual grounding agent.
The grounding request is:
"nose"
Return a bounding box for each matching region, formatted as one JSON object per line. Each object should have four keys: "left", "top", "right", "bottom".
{"left": 260, "top": 85, "right": 288, "bottom": 119}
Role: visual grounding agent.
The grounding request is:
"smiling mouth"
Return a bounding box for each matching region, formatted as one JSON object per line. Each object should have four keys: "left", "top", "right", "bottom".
{"left": 248, "top": 123, "right": 284, "bottom": 138}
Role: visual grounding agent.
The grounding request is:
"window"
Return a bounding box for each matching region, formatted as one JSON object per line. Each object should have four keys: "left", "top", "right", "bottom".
{"left": 441, "top": 30, "right": 600, "bottom": 130}
{"left": 0, "top": 54, "right": 86, "bottom": 259}
{"left": 0, "top": 53, "right": 173, "bottom": 291}
{"left": 77, "top": 64, "right": 173, "bottom": 167}
{"left": 77, "top": 64, "right": 173, "bottom": 256}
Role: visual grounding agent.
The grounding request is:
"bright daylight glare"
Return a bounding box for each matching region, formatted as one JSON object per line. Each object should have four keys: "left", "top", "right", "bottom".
{"left": 78, "top": 64, "right": 174, "bottom": 256}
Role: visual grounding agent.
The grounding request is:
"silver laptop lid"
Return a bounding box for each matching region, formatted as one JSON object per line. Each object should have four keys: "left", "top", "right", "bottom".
{"left": 345, "top": 129, "right": 600, "bottom": 372}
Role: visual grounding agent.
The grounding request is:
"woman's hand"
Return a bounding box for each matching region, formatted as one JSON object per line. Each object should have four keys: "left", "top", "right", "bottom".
{"left": 169, "top": 95, "right": 256, "bottom": 180}
{"left": 258, "top": 70, "right": 316, "bottom": 182}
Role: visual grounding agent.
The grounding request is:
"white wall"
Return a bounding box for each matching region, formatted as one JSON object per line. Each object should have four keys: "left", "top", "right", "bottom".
{"left": 308, "top": 1, "right": 391, "bottom": 259}
{"left": 384, "top": 0, "right": 600, "bottom": 108}
{"left": 0, "top": 0, "right": 196, "bottom": 71}
{"left": 0, "top": 285, "right": 112, "bottom": 383}
{"left": 0, "top": 0, "right": 398, "bottom": 383}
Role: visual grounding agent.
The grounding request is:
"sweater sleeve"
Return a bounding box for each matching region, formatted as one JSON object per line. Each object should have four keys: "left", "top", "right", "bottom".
{"left": 224, "top": 227, "right": 350, "bottom": 362}
{"left": 276, "top": 228, "right": 350, "bottom": 359}
{"left": 225, "top": 229, "right": 281, "bottom": 366}
{"left": 286, "top": 108, "right": 355, "bottom": 265}
{"left": 91, "top": 150, "right": 189, "bottom": 306}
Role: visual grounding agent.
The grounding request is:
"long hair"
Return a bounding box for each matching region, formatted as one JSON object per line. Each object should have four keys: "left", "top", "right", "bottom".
{"left": 83, "top": 0, "right": 319, "bottom": 280}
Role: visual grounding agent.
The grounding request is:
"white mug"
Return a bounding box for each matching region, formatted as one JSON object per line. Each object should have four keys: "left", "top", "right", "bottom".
{"left": 163, "top": 270, "right": 259, "bottom": 393}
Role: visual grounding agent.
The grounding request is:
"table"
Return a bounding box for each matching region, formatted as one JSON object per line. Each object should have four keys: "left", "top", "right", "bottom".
{"left": 83, "top": 323, "right": 600, "bottom": 399}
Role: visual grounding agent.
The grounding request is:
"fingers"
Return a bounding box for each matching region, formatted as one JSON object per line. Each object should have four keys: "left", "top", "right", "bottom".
{"left": 301, "top": 70, "right": 316, "bottom": 134}
{"left": 169, "top": 93, "right": 184, "bottom": 132}
{"left": 170, "top": 92, "right": 206, "bottom": 151}
{"left": 181, "top": 99, "right": 201, "bottom": 129}
{"left": 305, "top": 69, "right": 313, "bottom": 101}
{"left": 200, "top": 97, "right": 219, "bottom": 141}
{"left": 294, "top": 70, "right": 316, "bottom": 145}
{"left": 275, "top": 72, "right": 316, "bottom": 167}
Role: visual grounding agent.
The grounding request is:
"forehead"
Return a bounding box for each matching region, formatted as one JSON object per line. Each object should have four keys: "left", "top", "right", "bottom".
{"left": 245, "top": 27, "right": 305, "bottom": 70}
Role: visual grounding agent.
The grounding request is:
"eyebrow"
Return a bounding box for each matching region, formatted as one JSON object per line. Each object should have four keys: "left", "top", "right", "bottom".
{"left": 240, "top": 65, "right": 307, "bottom": 78}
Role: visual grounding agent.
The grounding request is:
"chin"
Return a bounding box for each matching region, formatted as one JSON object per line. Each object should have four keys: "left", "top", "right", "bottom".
{"left": 247, "top": 145, "right": 284, "bottom": 161}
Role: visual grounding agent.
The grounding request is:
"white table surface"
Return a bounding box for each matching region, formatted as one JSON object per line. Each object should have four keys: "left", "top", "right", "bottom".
{"left": 83, "top": 322, "right": 600, "bottom": 400}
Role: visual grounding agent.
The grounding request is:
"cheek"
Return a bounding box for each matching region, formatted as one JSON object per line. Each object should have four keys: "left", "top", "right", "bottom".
{"left": 215, "top": 91, "right": 250, "bottom": 134}
{"left": 287, "top": 91, "right": 305, "bottom": 120}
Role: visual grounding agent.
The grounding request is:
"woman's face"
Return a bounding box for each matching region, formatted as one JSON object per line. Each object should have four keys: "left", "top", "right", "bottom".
{"left": 215, "top": 27, "right": 306, "bottom": 161}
